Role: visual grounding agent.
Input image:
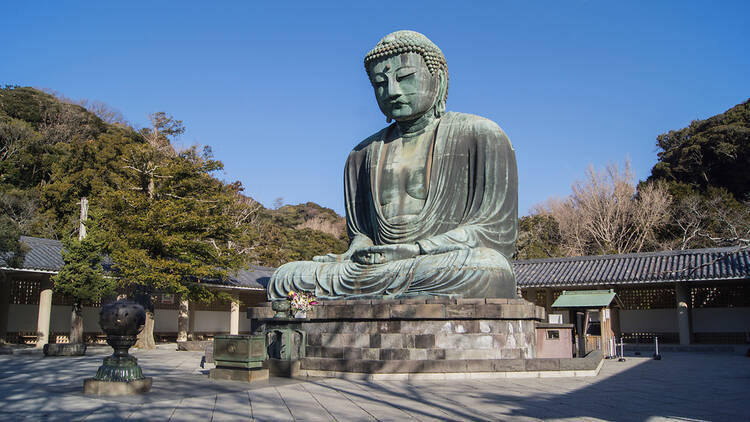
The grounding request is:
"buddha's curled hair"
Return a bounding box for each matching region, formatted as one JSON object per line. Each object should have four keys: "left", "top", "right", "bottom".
{"left": 364, "top": 30, "right": 449, "bottom": 116}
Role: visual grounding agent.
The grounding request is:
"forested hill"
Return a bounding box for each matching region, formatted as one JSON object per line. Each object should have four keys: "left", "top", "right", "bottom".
{"left": 516, "top": 98, "right": 750, "bottom": 259}
{"left": 0, "top": 86, "right": 346, "bottom": 267}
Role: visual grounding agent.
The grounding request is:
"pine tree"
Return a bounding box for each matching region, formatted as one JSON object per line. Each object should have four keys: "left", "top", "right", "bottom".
{"left": 99, "top": 115, "right": 247, "bottom": 348}
{"left": 51, "top": 231, "right": 115, "bottom": 344}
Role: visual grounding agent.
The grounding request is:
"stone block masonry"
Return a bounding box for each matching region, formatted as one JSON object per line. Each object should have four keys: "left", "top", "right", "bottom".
{"left": 249, "top": 297, "right": 545, "bottom": 373}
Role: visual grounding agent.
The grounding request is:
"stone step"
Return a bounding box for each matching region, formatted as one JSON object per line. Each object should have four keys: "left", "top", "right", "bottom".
{"left": 300, "top": 351, "right": 603, "bottom": 374}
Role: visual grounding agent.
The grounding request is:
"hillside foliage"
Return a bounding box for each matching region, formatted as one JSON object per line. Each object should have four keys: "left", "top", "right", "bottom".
{"left": 517, "top": 99, "right": 750, "bottom": 259}
{"left": 0, "top": 86, "right": 346, "bottom": 275}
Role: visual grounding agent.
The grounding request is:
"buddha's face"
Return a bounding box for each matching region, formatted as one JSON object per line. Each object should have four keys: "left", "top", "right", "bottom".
{"left": 369, "top": 52, "right": 439, "bottom": 122}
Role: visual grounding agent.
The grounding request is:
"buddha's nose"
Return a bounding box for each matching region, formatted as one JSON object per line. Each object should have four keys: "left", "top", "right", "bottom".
{"left": 387, "top": 79, "right": 402, "bottom": 99}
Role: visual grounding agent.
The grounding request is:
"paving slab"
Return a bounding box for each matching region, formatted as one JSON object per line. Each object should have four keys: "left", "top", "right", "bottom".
{"left": 1, "top": 346, "right": 748, "bottom": 421}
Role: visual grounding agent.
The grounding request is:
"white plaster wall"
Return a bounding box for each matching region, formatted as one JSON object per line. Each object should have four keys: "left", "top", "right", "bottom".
{"left": 692, "top": 307, "right": 750, "bottom": 332}
{"left": 619, "top": 309, "right": 679, "bottom": 332}
{"left": 7, "top": 304, "right": 39, "bottom": 331}
{"left": 194, "top": 310, "right": 230, "bottom": 332}
{"left": 7, "top": 304, "right": 105, "bottom": 332}
{"left": 154, "top": 309, "right": 179, "bottom": 332}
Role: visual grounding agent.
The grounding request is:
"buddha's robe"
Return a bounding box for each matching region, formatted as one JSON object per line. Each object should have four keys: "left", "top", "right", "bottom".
{"left": 267, "top": 112, "right": 518, "bottom": 300}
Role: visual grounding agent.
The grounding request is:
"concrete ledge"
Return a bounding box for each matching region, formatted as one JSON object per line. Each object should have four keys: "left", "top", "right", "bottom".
{"left": 209, "top": 367, "right": 269, "bottom": 382}
{"left": 83, "top": 378, "right": 152, "bottom": 396}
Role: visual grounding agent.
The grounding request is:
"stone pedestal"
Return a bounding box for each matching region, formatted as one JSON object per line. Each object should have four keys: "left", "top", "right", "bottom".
{"left": 249, "top": 297, "right": 545, "bottom": 376}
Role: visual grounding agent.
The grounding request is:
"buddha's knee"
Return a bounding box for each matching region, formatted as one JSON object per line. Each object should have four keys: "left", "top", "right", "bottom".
{"left": 468, "top": 247, "right": 512, "bottom": 271}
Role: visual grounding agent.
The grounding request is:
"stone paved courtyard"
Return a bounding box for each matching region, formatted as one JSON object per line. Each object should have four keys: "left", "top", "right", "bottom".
{"left": 0, "top": 345, "right": 747, "bottom": 421}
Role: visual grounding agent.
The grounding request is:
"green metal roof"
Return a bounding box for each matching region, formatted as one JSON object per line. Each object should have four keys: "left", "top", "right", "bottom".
{"left": 551, "top": 289, "right": 618, "bottom": 308}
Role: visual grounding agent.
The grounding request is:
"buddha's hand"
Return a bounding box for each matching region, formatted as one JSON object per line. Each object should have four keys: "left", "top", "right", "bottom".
{"left": 352, "top": 244, "right": 420, "bottom": 265}
{"left": 312, "top": 252, "right": 351, "bottom": 263}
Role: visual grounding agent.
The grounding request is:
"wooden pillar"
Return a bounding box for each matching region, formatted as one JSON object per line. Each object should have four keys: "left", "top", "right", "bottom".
{"left": 230, "top": 296, "right": 240, "bottom": 335}
{"left": 0, "top": 276, "right": 10, "bottom": 342}
{"left": 545, "top": 289, "right": 554, "bottom": 318}
{"left": 676, "top": 282, "right": 692, "bottom": 345}
{"left": 177, "top": 299, "right": 189, "bottom": 342}
{"left": 36, "top": 279, "right": 53, "bottom": 348}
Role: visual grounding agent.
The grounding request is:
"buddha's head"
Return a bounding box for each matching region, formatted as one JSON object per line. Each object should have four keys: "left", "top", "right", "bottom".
{"left": 365, "top": 31, "right": 449, "bottom": 123}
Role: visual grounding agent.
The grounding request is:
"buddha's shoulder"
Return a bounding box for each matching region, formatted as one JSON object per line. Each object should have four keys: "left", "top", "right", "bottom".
{"left": 351, "top": 126, "right": 390, "bottom": 153}
{"left": 444, "top": 112, "right": 506, "bottom": 136}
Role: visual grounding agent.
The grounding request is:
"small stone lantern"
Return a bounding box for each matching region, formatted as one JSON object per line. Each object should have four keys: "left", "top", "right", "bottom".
{"left": 83, "top": 299, "right": 153, "bottom": 395}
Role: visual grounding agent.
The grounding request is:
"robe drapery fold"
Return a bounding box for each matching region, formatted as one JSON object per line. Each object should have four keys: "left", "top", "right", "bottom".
{"left": 268, "top": 112, "right": 518, "bottom": 300}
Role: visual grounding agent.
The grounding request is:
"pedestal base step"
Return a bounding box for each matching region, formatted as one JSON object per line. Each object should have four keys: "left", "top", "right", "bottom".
{"left": 83, "top": 378, "right": 152, "bottom": 396}
{"left": 299, "top": 350, "right": 603, "bottom": 377}
{"left": 210, "top": 367, "right": 269, "bottom": 382}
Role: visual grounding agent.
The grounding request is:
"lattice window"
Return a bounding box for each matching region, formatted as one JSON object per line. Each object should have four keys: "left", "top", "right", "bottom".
{"left": 10, "top": 279, "right": 40, "bottom": 305}
{"left": 52, "top": 292, "right": 112, "bottom": 307}
{"left": 531, "top": 289, "right": 562, "bottom": 308}
{"left": 621, "top": 332, "right": 679, "bottom": 344}
{"left": 616, "top": 286, "right": 676, "bottom": 310}
{"left": 534, "top": 290, "right": 546, "bottom": 307}
{"left": 691, "top": 283, "right": 750, "bottom": 308}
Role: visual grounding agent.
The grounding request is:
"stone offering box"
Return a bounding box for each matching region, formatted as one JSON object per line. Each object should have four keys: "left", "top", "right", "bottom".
{"left": 248, "top": 298, "right": 601, "bottom": 379}
{"left": 209, "top": 335, "right": 269, "bottom": 382}
{"left": 213, "top": 335, "right": 266, "bottom": 368}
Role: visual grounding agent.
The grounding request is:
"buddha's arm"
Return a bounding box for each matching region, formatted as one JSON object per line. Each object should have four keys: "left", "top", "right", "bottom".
{"left": 313, "top": 234, "right": 374, "bottom": 262}
{"left": 416, "top": 226, "right": 482, "bottom": 255}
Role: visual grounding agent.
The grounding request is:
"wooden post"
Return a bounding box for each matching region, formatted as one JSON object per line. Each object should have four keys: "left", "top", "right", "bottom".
{"left": 36, "top": 280, "right": 53, "bottom": 348}
{"left": 230, "top": 296, "right": 240, "bottom": 335}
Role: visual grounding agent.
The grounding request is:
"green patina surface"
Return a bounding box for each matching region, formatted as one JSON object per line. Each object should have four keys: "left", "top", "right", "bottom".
{"left": 93, "top": 356, "right": 145, "bottom": 382}
{"left": 267, "top": 31, "right": 518, "bottom": 301}
{"left": 213, "top": 335, "right": 266, "bottom": 369}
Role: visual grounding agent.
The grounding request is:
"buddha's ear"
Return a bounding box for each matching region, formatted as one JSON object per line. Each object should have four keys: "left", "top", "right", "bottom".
{"left": 433, "top": 69, "right": 448, "bottom": 118}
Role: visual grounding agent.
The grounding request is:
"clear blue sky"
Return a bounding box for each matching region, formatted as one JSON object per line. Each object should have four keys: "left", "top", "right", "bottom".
{"left": 3, "top": 1, "right": 748, "bottom": 216}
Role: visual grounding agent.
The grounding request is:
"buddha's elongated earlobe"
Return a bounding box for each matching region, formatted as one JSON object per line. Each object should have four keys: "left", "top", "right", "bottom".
{"left": 433, "top": 69, "right": 447, "bottom": 118}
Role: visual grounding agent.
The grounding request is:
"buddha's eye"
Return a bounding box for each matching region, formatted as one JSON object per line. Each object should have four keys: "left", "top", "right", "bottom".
{"left": 372, "top": 74, "right": 387, "bottom": 86}
{"left": 396, "top": 68, "right": 416, "bottom": 81}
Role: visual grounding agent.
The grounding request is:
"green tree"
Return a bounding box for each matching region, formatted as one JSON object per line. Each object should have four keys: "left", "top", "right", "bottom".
{"left": 51, "top": 231, "right": 116, "bottom": 344}
{"left": 515, "top": 214, "right": 563, "bottom": 259}
{"left": 648, "top": 99, "right": 750, "bottom": 250}
{"left": 100, "top": 123, "right": 247, "bottom": 348}
{"left": 649, "top": 99, "right": 750, "bottom": 200}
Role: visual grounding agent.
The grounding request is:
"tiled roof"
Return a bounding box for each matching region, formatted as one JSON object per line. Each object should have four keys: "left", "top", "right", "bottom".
{"left": 1, "top": 236, "right": 269, "bottom": 290}
{"left": 215, "top": 266, "right": 273, "bottom": 290}
{"left": 7, "top": 236, "right": 748, "bottom": 290}
{"left": 0, "top": 236, "right": 64, "bottom": 272}
{"left": 514, "top": 246, "right": 750, "bottom": 288}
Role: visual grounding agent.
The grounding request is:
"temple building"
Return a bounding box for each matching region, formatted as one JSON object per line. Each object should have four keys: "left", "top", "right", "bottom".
{"left": 1, "top": 236, "right": 748, "bottom": 347}
{"left": 0, "top": 236, "right": 268, "bottom": 346}
{"left": 515, "top": 247, "right": 750, "bottom": 346}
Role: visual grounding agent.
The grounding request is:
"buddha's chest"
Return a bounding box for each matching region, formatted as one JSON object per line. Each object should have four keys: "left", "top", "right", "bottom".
{"left": 378, "top": 133, "right": 433, "bottom": 216}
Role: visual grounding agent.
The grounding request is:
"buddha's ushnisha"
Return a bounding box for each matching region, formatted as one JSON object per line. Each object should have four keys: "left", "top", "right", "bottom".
{"left": 268, "top": 31, "right": 518, "bottom": 299}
